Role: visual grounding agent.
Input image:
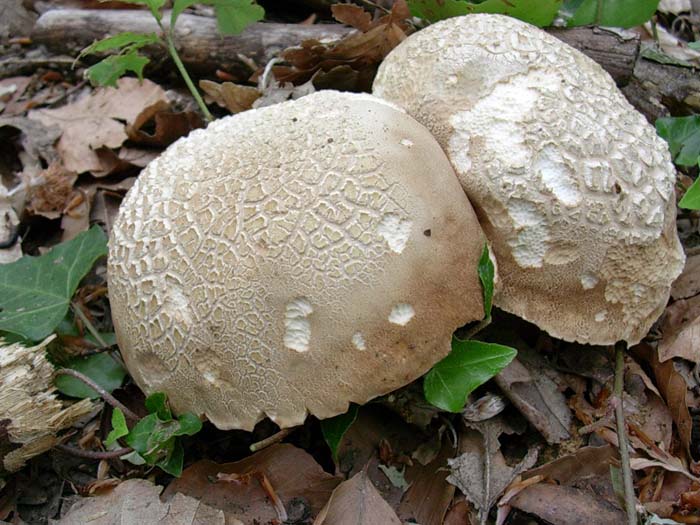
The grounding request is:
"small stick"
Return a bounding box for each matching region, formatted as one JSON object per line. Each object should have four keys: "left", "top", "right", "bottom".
{"left": 614, "top": 342, "right": 637, "bottom": 525}
{"left": 54, "top": 368, "right": 139, "bottom": 422}
{"left": 55, "top": 444, "right": 132, "bottom": 459}
{"left": 71, "top": 302, "right": 109, "bottom": 349}
{"left": 249, "top": 427, "right": 294, "bottom": 452}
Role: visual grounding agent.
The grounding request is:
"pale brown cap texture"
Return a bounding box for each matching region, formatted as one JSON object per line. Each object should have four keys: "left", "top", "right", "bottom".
{"left": 373, "top": 14, "right": 685, "bottom": 345}
{"left": 108, "top": 91, "right": 486, "bottom": 430}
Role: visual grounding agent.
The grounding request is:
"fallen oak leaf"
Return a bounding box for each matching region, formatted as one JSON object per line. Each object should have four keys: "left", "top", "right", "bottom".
{"left": 28, "top": 78, "right": 167, "bottom": 175}
{"left": 313, "top": 471, "right": 402, "bottom": 525}
{"left": 671, "top": 253, "right": 700, "bottom": 301}
{"left": 658, "top": 295, "right": 700, "bottom": 363}
{"left": 331, "top": 4, "right": 373, "bottom": 31}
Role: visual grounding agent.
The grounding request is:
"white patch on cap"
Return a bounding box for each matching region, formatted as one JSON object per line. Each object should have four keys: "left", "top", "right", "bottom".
{"left": 377, "top": 214, "right": 412, "bottom": 254}
{"left": 284, "top": 298, "right": 313, "bottom": 352}
{"left": 581, "top": 272, "right": 599, "bottom": 290}
{"left": 400, "top": 138, "right": 413, "bottom": 147}
{"left": 388, "top": 303, "right": 415, "bottom": 326}
{"left": 507, "top": 199, "right": 548, "bottom": 268}
{"left": 535, "top": 146, "right": 581, "bottom": 206}
{"left": 352, "top": 332, "right": 366, "bottom": 351}
{"left": 595, "top": 310, "right": 607, "bottom": 322}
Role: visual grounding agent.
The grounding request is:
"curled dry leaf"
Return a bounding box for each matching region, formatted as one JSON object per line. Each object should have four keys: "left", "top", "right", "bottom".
{"left": 0, "top": 116, "right": 60, "bottom": 178}
{"left": 268, "top": 0, "right": 412, "bottom": 92}
{"left": 163, "top": 443, "right": 341, "bottom": 524}
{"left": 125, "top": 100, "right": 203, "bottom": 146}
{"left": 55, "top": 479, "right": 225, "bottom": 525}
{"left": 313, "top": 471, "right": 401, "bottom": 525}
{"left": 659, "top": 295, "right": 700, "bottom": 363}
{"left": 28, "top": 78, "right": 167, "bottom": 176}
{"left": 199, "top": 80, "right": 261, "bottom": 114}
{"left": 0, "top": 337, "right": 95, "bottom": 473}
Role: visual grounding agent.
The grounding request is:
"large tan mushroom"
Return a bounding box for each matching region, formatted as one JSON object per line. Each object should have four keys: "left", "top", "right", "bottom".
{"left": 373, "top": 14, "right": 685, "bottom": 345}
{"left": 108, "top": 91, "right": 487, "bottom": 430}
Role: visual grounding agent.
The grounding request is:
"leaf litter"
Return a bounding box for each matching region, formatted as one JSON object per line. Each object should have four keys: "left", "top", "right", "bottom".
{"left": 2, "top": 2, "right": 700, "bottom": 524}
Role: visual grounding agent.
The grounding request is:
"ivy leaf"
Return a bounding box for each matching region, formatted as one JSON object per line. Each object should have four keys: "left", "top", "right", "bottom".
{"left": 478, "top": 243, "right": 494, "bottom": 318}
{"left": 86, "top": 53, "right": 151, "bottom": 87}
{"left": 680, "top": 171, "right": 700, "bottom": 210}
{"left": 104, "top": 408, "right": 129, "bottom": 446}
{"left": 172, "top": 0, "right": 265, "bottom": 34}
{"left": 145, "top": 392, "right": 172, "bottom": 420}
{"left": 656, "top": 115, "right": 700, "bottom": 167}
{"left": 562, "top": 0, "right": 659, "bottom": 28}
{"left": 320, "top": 404, "right": 359, "bottom": 462}
{"left": 407, "top": 0, "right": 561, "bottom": 27}
{"left": 55, "top": 353, "right": 127, "bottom": 399}
{"left": 79, "top": 32, "right": 160, "bottom": 58}
{"left": 424, "top": 339, "right": 517, "bottom": 412}
{"left": 0, "top": 226, "right": 107, "bottom": 341}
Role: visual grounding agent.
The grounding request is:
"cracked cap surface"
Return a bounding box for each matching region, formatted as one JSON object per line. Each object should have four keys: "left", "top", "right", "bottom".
{"left": 373, "top": 14, "right": 685, "bottom": 345}
{"left": 108, "top": 91, "right": 487, "bottom": 430}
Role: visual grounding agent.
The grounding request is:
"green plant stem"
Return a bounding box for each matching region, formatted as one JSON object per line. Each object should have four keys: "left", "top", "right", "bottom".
{"left": 614, "top": 342, "right": 637, "bottom": 525}
{"left": 164, "top": 32, "right": 213, "bottom": 122}
{"left": 595, "top": 0, "right": 603, "bottom": 25}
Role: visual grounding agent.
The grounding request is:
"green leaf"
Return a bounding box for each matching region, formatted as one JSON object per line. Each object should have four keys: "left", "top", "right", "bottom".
{"left": 145, "top": 392, "right": 172, "bottom": 420}
{"left": 689, "top": 42, "right": 700, "bottom": 51}
{"left": 172, "top": 0, "right": 264, "bottom": 34}
{"left": 104, "top": 408, "right": 129, "bottom": 446}
{"left": 174, "top": 412, "right": 203, "bottom": 437}
{"left": 563, "top": 0, "right": 659, "bottom": 28}
{"left": 680, "top": 173, "right": 700, "bottom": 210}
{"left": 79, "top": 32, "right": 160, "bottom": 58}
{"left": 407, "top": 0, "right": 561, "bottom": 27}
{"left": 424, "top": 338, "right": 517, "bottom": 412}
{"left": 125, "top": 413, "right": 158, "bottom": 454}
{"left": 656, "top": 115, "right": 700, "bottom": 167}
{"left": 320, "top": 404, "right": 359, "bottom": 462}
{"left": 86, "top": 53, "right": 151, "bottom": 87}
{"left": 55, "top": 353, "right": 127, "bottom": 399}
{"left": 0, "top": 226, "right": 107, "bottom": 341}
{"left": 478, "top": 243, "right": 494, "bottom": 318}
{"left": 157, "top": 440, "right": 185, "bottom": 477}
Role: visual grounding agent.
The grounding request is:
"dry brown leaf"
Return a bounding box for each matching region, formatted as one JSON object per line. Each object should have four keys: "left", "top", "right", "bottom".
{"left": 509, "top": 483, "right": 626, "bottom": 525}
{"left": 126, "top": 100, "right": 203, "bottom": 146}
{"left": 200, "top": 80, "right": 261, "bottom": 114}
{"left": 331, "top": 4, "right": 373, "bottom": 31}
{"left": 0, "top": 77, "right": 31, "bottom": 117}
{"left": 495, "top": 356, "right": 572, "bottom": 444}
{"left": 163, "top": 443, "right": 341, "bottom": 524}
{"left": 671, "top": 254, "right": 700, "bottom": 300}
{"left": 659, "top": 295, "right": 700, "bottom": 363}
{"left": 55, "top": 479, "right": 225, "bottom": 525}
{"left": 313, "top": 471, "right": 402, "bottom": 525}
{"left": 634, "top": 343, "right": 694, "bottom": 464}
{"left": 0, "top": 337, "right": 95, "bottom": 473}
{"left": 0, "top": 116, "right": 60, "bottom": 177}
{"left": 28, "top": 78, "right": 167, "bottom": 175}
{"left": 447, "top": 418, "right": 538, "bottom": 524}
{"left": 26, "top": 162, "right": 77, "bottom": 220}
{"left": 524, "top": 445, "right": 618, "bottom": 485}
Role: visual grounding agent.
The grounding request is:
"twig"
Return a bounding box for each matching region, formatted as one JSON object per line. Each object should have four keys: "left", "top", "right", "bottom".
{"left": 614, "top": 342, "right": 637, "bottom": 525}
{"left": 54, "top": 368, "right": 139, "bottom": 422}
{"left": 249, "top": 427, "right": 294, "bottom": 452}
{"left": 71, "top": 302, "right": 109, "bottom": 349}
{"left": 55, "top": 443, "right": 132, "bottom": 459}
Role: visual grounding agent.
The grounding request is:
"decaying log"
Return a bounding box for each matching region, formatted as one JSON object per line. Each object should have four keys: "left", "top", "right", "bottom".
{"left": 30, "top": 9, "right": 700, "bottom": 121}
{"left": 32, "top": 9, "right": 353, "bottom": 80}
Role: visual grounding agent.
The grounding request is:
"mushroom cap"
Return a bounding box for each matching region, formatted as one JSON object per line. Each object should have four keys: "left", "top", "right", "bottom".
{"left": 373, "top": 14, "right": 685, "bottom": 345}
{"left": 108, "top": 91, "right": 486, "bottom": 430}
